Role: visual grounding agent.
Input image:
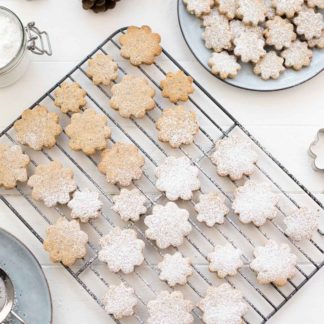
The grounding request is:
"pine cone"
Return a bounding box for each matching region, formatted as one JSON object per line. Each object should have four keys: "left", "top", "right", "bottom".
{"left": 82, "top": 0, "right": 120, "bottom": 13}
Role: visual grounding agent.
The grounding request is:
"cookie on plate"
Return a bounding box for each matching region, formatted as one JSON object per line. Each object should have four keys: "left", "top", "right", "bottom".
{"left": 215, "top": 0, "right": 237, "bottom": 20}
{"left": 306, "top": 0, "right": 324, "bottom": 9}
{"left": 272, "top": 0, "right": 304, "bottom": 18}
{"left": 208, "top": 51, "right": 241, "bottom": 79}
{"left": 281, "top": 40, "right": 313, "bottom": 70}
{"left": 308, "top": 30, "right": 324, "bottom": 49}
{"left": 236, "top": 0, "right": 267, "bottom": 26}
{"left": 202, "top": 8, "right": 229, "bottom": 27}
{"left": 254, "top": 51, "right": 285, "bottom": 80}
{"left": 183, "top": 0, "right": 214, "bottom": 17}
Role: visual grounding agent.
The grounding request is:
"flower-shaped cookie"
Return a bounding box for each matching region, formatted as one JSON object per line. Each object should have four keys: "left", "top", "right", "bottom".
{"left": 158, "top": 252, "right": 193, "bottom": 287}
{"left": 253, "top": 51, "right": 285, "bottom": 80}
{"left": 65, "top": 109, "right": 111, "bottom": 155}
{"left": 28, "top": 161, "right": 77, "bottom": 207}
{"left": 112, "top": 188, "right": 147, "bottom": 222}
{"left": 195, "top": 192, "right": 229, "bottom": 226}
{"left": 43, "top": 217, "right": 88, "bottom": 266}
{"left": 110, "top": 75, "right": 155, "bottom": 118}
{"left": 54, "top": 81, "right": 87, "bottom": 114}
{"left": 294, "top": 9, "right": 324, "bottom": 40}
{"left": 198, "top": 284, "right": 248, "bottom": 324}
{"left": 208, "top": 244, "right": 243, "bottom": 278}
{"left": 103, "top": 283, "right": 137, "bottom": 319}
{"left": 264, "top": 0, "right": 276, "bottom": 19}
{"left": 119, "top": 25, "right": 162, "bottom": 65}
{"left": 281, "top": 40, "right": 313, "bottom": 70}
{"left": 210, "top": 135, "right": 258, "bottom": 180}
{"left": 98, "top": 227, "right": 145, "bottom": 274}
{"left": 147, "top": 291, "right": 194, "bottom": 324}
{"left": 68, "top": 189, "right": 102, "bottom": 223}
{"left": 202, "top": 8, "right": 229, "bottom": 27}
{"left": 230, "top": 20, "right": 264, "bottom": 40}
{"left": 215, "top": 0, "right": 237, "bottom": 19}
{"left": 237, "top": 0, "right": 267, "bottom": 26}
{"left": 233, "top": 180, "right": 279, "bottom": 226}
{"left": 156, "top": 106, "right": 199, "bottom": 148}
{"left": 14, "top": 105, "right": 62, "bottom": 151}
{"left": 183, "top": 0, "right": 214, "bottom": 17}
{"left": 98, "top": 142, "right": 145, "bottom": 187}
{"left": 144, "top": 202, "right": 192, "bottom": 249}
{"left": 308, "top": 30, "right": 324, "bottom": 49}
{"left": 306, "top": 0, "right": 324, "bottom": 9}
{"left": 155, "top": 156, "right": 200, "bottom": 201}
{"left": 0, "top": 144, "right": 29, "bottom": 189}
{"left": 250, "top": 240, "right": 297, "bottom": 286}
{"left": 272, "top": 0, "right": 303, "bottom": 18}
{"left": 208, "top": 52, "right": 241, "bottom": 79}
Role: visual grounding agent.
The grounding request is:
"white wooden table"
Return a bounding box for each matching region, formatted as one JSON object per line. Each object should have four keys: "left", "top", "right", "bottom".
{"left": 1, "top": 0, "right": 324, "bottom": 323}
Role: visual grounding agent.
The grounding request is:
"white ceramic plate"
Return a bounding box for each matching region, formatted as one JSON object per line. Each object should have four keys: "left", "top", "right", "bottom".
{"left": 177, "top": 0, "right": 324, "bottom": 91}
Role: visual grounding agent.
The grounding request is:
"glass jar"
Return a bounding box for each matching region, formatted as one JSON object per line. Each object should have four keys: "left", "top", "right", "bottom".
{"left": 0, "top": 6, "right": 52, "bottom": 88}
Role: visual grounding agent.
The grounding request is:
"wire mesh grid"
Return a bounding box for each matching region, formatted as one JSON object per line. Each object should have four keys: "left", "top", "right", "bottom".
{"left": 1, "top": 27, "right": 324, "bottom": 323}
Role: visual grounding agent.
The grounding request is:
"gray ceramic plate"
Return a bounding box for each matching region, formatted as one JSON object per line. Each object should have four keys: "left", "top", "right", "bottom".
{"left": 177, "top": 0, "right": 324, "bottom": 91}
{"left": 0, "top": 229, "right": 52, "bottom": 324}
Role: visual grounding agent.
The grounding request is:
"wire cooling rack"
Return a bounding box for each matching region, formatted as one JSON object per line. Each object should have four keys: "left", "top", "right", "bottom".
{"left": 1, "top": 27, "right": 324, "bottom": 324}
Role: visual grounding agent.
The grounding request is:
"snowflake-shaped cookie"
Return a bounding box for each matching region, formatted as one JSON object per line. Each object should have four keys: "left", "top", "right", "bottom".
{"left": 144, "top": 202, "right": 192, "bottom": 249}
{"left": 103, "top": 283, "right": 137, "bottom": 319}
{"left": 43, "top": 217, "right": 88, "bottom": 266}
{"left": 215, "top": 0, "right": 237, "bottom": 19}
{"left": 14, "top": 105, "right": 62, "bottom": 151}
{"left": 156, "top": 106, "right": 199, "bottom": 148}
{"left": 183, "top": 0, "right": 214, "bottom": 17}
{"left": 208, "top": 52, "right": 241, "bottom": 79}
{"left": 65, "top": 109, "right": 111, "bottom": 155}
{"left": 98, "top": 227, "right": 145, "bottom": 274}
{"left": 147, "top": 291, "right": 194, "bottom": 324}
{"left": 195, "top": 192, "right": 229, "bottom": 226}
{"left": 198, "top": 283, "right": 248, "bottom": 324}
{"left": 284, "top": 207, "right": 319, "bottom": 241}
{"left": 210, "top": 135, "right": 258, "bottom": 180}
{"left": 28, "top": 161, "right": 77, "bottom": 207}
{"left": 272, "top": 0, "right": 303, "bottom": 18}
{"left": 253, "top": 51, "right": 285, "bottom": 80}
{"left": 155, "top": 156, "right": 200, "bottom": 201}
{"left": 98, "top": 142, "right": 145, "bottom": 186}
{"left": 112, "top": 188, "right": 147, "bottom": 222}
{"left": 237, "top": 0, "right": 267, "bottom": 26}
{"left": 110, "top": 75, "right": 155, "bottom": 118}
{"left": 0, "top": 144, "right": 29, "bottom": 189}
{"left": 308, "top": 30, "right": 324, "bottom": 49}
{"left": 250, "top": 240, "right": 297, "bottom": 286}
{"left": 202, "top": 8, "right": 229, "bottom": 27}
{"left": 158, "top": 252, "right": 193, "bottom": 287}
{"left": 294, "top": 8, "right": 324, "bottom": 40}
{"left": 68, "top": 189, "right": 102, "bottom": 222}
{"left": 281, "top": 40, "right": 313, "bottom": 70}
{"left": 306, "top": 0, "right": 324, "bottom": 9}
{"left": 208, "top": 244, "right": 243, "bottom": 278}
{"left": 233, "top": 180, "right": 279, "bottom": 226}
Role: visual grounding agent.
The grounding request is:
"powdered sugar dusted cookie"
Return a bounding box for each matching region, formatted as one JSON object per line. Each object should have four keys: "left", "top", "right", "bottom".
{"left": 250, "top": 240, "right": 297, "bottom": 286}
{"left": 215, "top": 0, "right": 237, "bottom": 19}
{"left": 254, "top": 51, "right": 285, "bottom": 80}
{"left": 183, "top": 0, "right": 214, "bottom": 17}
{"left": 237, "top": 0, "right": 267, "bottom": 26}
{"left": 103, "top": 283, "right": 137, "bottom": 319}
{"left": 308, "top": 30, "right": 324, "bottom": 49}
{"left": 158, "top": 252, "right": 193, "bottom": 286}
{"left": 198, "top": 283, "right": 248, "bottom": 324}
{"left": 202, "top": 8, "right": 229, "bottom": 27}
{"left": 264, "top": 0, "right": 276, "bottom": 19}
{"left": 112, "top": 188, "right": 147, "bottom": 222}
{"left": 147, "top": 291, "right": 194, "bottom": 324}
{"left": 98, "top": 227, "right": 145, "bottom": 274}
{"left": 294, "top": 8, "right": 324, "bottom": 40}
{"left": 210, "top": 135, "right": 258, "bottom": 180}
{"left": 233, "top": 180, "right": 279, "bottom": 226}
{"left": 144, "top": 202, "right": 192, "bottom": 249}
{"left": 306, "top": 0, "right": 324, "bottom": 9}
{"left": 230, "top": 20, "right": 264, "bottom": 40}
{"left": 155, "top": 156, "right": 200, "bottom": 201}
{"left": 272, "top": 0, "right": 303, "bottom": 18}
{"left": 208, "top": 52, "right": 241, "bottom": 79}
{"left": 281, "top": 40, "right": 313, "bottom": 70}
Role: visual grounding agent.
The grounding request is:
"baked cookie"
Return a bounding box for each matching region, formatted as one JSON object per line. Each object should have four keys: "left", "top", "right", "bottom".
{"left": 230, "top": 20, "right": 264, "bottom": 40}
{"left": 208, "top": 52, "right": 241, "bottom": 79}
{"left": 98, "top": 227, "right": 145, "bottom": 274}
{"left": 144, "top": 202, "right": 192, "bottom": 249}
{"left": 183, "top": 0, "right": 214, "bottom": 17}
{"left": 28, "top": 161, "right": 77, "bottom": 207}
{"left": 43, "top": 217, "right": 88, "bottom": 266}
{"left": 158, "top": 252, "right": 193, "bottom": 287}
{"left": 237, "top": 0, "right": 267, "bottom": 26}
{"left": 14, "top": 105, "right": 62, "bottom": 151}
{"left": 147, "top": 291, "right": 194, "bottom": 324}
{"left": 281, "top": 40, "right": 313, "bottom": 70}
{"left": 54, "top": 81, "right": 87, "bottom": 114}
{"left": 65, "top": 109, "right": 111, "bottom": 155}
{"left": 293, "top": 9, "right": 324, "bottom": 40}
{"left": 202, "top": 8, "right": 229, "bottom": 27}
{"left": 306, "top": 0, "right": 324, "bottom": 9}
{"left": 98, "top": 142, "right": 145, "bottom": 187}
{"left": 0, "top": 144, "right": 29, "bottom": 189}
{"left": 160, "top": 71, "right": 194, "bottom": 103}
{"left": 272, "top": 0, "right": 303, "bottom": 18}
{"left": 215, "top": 0, "right": 237, "bottom": 19}
{"left": 254, "top": 51, "right": 285, "bottom": 80}
{"left": 264, "top": 0, "right": 276, "bottom": 19}
{"left": 110, "top": 75, "right": 155, "bottom": 118}
{"left": 250, "top": 240, "right": 297, "bottom": 286}
{"left": 119, "top": 25, "right": 162, "bottom": 66}
{"left": 156, "top": 106, "right": 199, "bottom": 148}
{"left": 308, "top": 30, "right": 324, "bottom": 49}
{"left": 155, "top": 156, "right": 200, "bottom": 201}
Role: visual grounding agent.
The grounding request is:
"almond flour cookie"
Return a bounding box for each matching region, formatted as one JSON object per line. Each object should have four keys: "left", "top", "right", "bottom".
{"left": 253, "top": 51, "right": 285, "bottom": 80}
{"left": 119, "top": 25, "right": 162, "bottom": 66}
{"left": 112, "top": 188, "right": 147, "bottom": 222}
{"left": 144, "top": 202, "right": 192, "bottom": 249}
{"left": 155, "top": 156, "right": 200, "bottom": 201}
{"left": 65, "top": 109, "right": 111, "bottom": 155}
{"left": 230, "top": 20, "right": 264, "bottom": 40}
{"left": 43, "top": 217, "right": 88, "bottom": 266}
{"left": 308, "top": 30, "right": 324, "bottom": 49}
{"left": 110, "top": 75, "right": 155, "bottom": 118}
{"left": 294, "top": 9, "right": 324, "bottom": 40}
{"left": 98, "top": 227, "right": 145, "bottom": 274}
{"left": 28, "top": 161, "right": 77, "bottom": 207}
{"left": 281, "top": 40, "right": 313, "bottom": 70}
{"left": 14, "top": 105, "right": 62, "bottom": 151}
{"left": 98, "top": 142, "right": 145, "bottom": 187}
{"left": 0, "top": 144, "right": 29, "bottom": 189}
{"left": 160, "top": 71, "right": 194, "bottom": 103}
{"left": 208, "top": 52, "right": 241, "bottom": 79}
{"left": 147, "top": 291, "right": 194, "bottom": 324}
{"left": 183, "top": 0, "right": 214, "bottom": 17}
{"left": 202, "top": 8, "right": 229, "bottom": 27}
{"left": 306, "top": 0, "right": 324, "bottom": 9}
{"left": 250, "top": 240, "right": 297, "bottom": 286}
{"left": 237, "top": 0, "right": 267, "bottom": 26}
{"left": 156, "top": 106, "right": 199, "bottom": 148}
{"left": 215, "top": 0, "right": 237, "bottom": 19}
{"left": 54, "top": 81, "right": 87, "bottom": 114}
{"left": 158, "top": 252, "right": 193, "bottom": 287}
{"left": 272, "top": 0, "right": 303, "bottom": 18}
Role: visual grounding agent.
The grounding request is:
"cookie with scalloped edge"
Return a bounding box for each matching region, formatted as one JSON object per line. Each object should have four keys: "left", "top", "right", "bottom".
{"left": 183, "top": 0, "right": 214, "bottom": 17}
{"left": 294, "top": 8, "right": 324, "bottom": 40}
{"left": 208, "top": 52, "right": 241, "bottom": 79}
{"left": 254, "top": 51, "right": 285, "bottom": 80}
{"left": 264, "top": 0, "right": 276, "bottom": 19}
{"left": 272, "top": 0, "right": 304, "bottom": 18}
{"left": 308, "top": 30, "right": 324, "bottom": 49}
{"left": 237, "top": 0, "right": 267, "bottom": 26}
{"left": 281, "top": 40, "right": 313, "bottom": 70}
{"left": 230, "top": 20, "right": 264, "bottom": 40}
{"left": 215, "top": 0, "right": 237, "bottom": 19}
{"left": 202, "top": 8, "right": 229, "bottom": 27}
{"left": 306, "top": 0, "right": 324, "bottom": 9}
